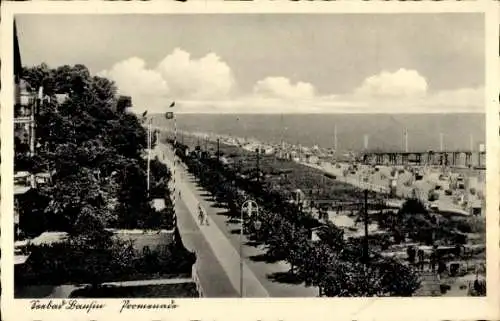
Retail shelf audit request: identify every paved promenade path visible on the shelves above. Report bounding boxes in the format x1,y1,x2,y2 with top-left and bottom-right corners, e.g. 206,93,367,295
156,143,317,297
173,189,239,297
157,145,269,297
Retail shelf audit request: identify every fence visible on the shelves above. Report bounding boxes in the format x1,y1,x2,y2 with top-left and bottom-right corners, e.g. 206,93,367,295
191,263,204,298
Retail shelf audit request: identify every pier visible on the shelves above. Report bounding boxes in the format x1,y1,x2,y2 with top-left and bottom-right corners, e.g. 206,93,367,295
360,150,486,168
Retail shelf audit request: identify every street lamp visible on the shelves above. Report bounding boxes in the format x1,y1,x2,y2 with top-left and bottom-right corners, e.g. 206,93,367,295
240,199,259,298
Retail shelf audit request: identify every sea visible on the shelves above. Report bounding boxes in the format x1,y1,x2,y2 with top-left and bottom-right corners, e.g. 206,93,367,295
151,113,485,153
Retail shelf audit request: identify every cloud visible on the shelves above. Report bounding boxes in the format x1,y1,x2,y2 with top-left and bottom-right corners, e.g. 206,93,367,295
253,77,316,100
421,87,484,112
99,57,169,97
99,54,483,114
354,68,428,98
156,48,235,100
98,48,235,112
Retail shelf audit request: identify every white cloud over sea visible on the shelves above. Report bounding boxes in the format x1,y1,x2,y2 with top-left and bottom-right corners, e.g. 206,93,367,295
99,49,484,114
98,48,236,107
354,68,428,98
253,77,316,100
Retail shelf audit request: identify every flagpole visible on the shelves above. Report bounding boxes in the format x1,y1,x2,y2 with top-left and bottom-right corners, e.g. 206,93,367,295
147,117,152,199
165,101,177,225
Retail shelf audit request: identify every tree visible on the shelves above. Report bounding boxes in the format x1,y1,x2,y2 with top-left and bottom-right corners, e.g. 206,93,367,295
376,258,421,296
20,64,158,234
149,157,171,198
67,231,135,289
40,166,117,233
320,258,421,297
400,198,428,216
286,231,311,275
265,220,305,262
322,261,383,297
299,243,336,295
316,221,345,251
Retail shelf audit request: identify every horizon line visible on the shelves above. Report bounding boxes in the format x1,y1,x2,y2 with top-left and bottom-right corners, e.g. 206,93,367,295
140,111,486,115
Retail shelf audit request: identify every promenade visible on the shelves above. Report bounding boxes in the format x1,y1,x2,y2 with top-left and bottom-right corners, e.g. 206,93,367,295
157,143,318,297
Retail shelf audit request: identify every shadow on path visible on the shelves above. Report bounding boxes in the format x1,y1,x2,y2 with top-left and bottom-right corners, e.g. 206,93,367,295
267,271,303,285
216,210,239,224
199,192,212,198
244,240,263,247
230,228,242,235
249,253,281,264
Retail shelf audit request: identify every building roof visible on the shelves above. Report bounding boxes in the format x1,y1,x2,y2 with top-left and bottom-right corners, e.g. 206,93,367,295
14,171,31,178
438,206,470,217
14,255,30,265
151,198,166,211
30,232,68,246
14,185,31,195
470,199,483,208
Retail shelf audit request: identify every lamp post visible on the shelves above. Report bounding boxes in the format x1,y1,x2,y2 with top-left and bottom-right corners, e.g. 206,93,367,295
240,199,259,298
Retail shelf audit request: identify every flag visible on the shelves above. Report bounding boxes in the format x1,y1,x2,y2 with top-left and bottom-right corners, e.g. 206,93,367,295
165,111,174,119
169,101,176,108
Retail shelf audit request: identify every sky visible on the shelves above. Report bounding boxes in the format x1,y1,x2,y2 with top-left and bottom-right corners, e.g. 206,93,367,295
16,13,485,114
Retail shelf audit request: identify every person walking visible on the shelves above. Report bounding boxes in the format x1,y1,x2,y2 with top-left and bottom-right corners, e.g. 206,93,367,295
198,203,204,225
204,208,210,226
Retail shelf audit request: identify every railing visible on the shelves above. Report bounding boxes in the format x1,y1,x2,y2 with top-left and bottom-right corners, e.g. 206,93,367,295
191,263,204,298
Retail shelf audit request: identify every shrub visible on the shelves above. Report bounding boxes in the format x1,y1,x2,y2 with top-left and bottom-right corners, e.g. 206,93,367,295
17,235,195,286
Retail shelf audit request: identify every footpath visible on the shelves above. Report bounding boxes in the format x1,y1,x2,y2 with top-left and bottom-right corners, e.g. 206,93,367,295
156,145,269,297
157,143,317,297
173,189,238,297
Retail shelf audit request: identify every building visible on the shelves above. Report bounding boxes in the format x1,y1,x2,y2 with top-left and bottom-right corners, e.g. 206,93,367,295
14,20,37,239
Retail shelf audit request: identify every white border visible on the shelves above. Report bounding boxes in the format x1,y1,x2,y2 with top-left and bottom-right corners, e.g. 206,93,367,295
1,1,499,321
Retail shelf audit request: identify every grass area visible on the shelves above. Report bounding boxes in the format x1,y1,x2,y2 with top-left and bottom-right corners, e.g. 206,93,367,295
173,135,369,204
69,283,199,298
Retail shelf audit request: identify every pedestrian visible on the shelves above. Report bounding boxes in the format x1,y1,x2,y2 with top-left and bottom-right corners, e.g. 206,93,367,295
204,210,210,226
198,204,204,225
178,190,181,199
